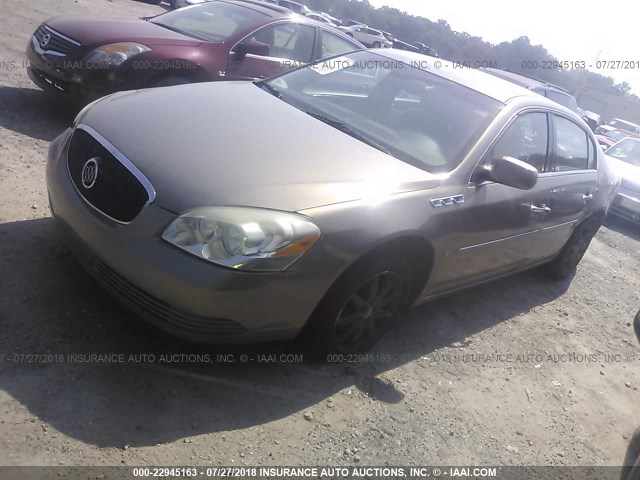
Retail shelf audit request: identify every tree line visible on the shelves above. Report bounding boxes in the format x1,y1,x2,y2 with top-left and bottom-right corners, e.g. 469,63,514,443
306,0,637,100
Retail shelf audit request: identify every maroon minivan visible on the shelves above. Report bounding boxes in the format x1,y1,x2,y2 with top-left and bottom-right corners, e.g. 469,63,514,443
26,0,363,103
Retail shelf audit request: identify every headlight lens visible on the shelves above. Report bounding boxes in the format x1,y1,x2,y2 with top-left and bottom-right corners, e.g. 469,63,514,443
162,207,321,271
82,42,151,67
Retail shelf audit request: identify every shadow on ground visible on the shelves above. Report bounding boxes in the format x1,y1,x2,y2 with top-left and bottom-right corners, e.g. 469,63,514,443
0,217,572,448
605,214,640,242
0,86,77,142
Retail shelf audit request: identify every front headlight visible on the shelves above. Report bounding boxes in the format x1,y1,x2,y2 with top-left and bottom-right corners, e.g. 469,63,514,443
162,207,321,272
82,42,151,67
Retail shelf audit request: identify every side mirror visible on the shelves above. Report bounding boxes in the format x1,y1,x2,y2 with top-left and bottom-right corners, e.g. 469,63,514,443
478,156,538,190
233,40,270,60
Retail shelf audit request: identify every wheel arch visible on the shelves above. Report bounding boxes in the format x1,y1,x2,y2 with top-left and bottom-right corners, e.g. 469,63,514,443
299,232,435,350
320,232,435,309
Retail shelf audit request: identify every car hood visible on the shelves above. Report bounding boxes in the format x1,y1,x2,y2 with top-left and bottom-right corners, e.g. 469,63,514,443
78,82,439,213
46,16,202,48
604,155,640,192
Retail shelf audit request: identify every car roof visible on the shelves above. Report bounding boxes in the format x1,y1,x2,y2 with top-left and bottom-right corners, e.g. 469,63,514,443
484,68,572,95
375,50,542,104
221,0,362,43
612,137,640,145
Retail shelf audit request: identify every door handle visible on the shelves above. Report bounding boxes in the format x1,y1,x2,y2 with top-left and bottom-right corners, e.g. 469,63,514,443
530,204,551,214
583,193,594,202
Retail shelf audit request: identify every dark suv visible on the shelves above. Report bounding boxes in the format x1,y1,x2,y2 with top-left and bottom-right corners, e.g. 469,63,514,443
485,68,578,113
26,0,362,103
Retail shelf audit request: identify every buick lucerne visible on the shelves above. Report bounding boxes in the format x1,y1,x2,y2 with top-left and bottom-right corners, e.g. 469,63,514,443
47,50,617,354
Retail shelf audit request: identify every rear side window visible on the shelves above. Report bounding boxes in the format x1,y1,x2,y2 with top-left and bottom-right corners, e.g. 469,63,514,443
552,116,589,171
320,31,358,58
488,112,549,173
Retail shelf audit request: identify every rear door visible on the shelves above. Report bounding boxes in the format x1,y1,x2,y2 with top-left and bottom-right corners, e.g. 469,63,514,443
542,114,600,254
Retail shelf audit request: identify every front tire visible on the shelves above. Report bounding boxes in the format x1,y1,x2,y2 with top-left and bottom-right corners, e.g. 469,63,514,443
372,42,381,48
545,216,602,280
304,255,412,355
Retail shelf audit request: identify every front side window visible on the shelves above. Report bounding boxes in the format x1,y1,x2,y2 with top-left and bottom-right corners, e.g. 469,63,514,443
261,51,501,173
247,23,316,62
487,112,549,173
552,116,590,171
150,2,268,42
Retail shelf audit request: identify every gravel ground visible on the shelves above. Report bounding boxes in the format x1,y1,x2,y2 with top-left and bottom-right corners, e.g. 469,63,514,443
0,0,639,470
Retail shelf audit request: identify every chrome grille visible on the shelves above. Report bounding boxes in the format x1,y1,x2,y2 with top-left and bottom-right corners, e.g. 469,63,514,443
33,25,80,56
67,126,154,224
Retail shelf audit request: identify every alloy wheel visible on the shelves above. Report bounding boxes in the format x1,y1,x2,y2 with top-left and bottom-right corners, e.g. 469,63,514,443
333,271,404,353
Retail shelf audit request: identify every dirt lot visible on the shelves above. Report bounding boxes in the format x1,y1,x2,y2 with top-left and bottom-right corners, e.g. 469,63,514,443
0,0,639,470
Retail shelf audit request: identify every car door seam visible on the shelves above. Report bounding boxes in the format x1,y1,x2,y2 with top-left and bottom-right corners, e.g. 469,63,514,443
459,229,540,252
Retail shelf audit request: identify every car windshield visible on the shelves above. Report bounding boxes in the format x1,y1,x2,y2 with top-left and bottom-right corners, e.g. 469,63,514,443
609,119,639,132
605,130,629,141
606,138,640,167
150,2,268,42
261,51,501,173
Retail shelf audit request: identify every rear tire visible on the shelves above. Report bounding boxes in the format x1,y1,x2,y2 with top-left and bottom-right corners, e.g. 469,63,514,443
303,255,412,356
545,216,602,280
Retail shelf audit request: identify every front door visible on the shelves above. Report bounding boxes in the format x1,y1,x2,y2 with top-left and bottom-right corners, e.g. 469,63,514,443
429,111,554,291
226,23,316,81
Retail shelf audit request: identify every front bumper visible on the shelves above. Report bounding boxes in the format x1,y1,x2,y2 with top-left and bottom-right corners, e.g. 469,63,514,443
610,189,640,223
46,129,335,344
26,35,133,103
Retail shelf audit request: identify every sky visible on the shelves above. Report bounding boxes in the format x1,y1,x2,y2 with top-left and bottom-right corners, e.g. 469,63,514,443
367,0,640,95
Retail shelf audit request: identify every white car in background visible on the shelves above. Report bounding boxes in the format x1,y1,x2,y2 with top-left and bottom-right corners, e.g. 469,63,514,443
338,25,392,48
605,137,640,223
306,12,338,26
275,0,311,15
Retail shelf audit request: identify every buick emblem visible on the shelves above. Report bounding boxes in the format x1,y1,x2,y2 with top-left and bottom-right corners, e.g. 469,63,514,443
81,158,99,189
40,33,51,48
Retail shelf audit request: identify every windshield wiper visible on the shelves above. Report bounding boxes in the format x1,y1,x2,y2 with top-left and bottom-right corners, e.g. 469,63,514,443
258,82,284,100
150,22,208,41
306,111,391,156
